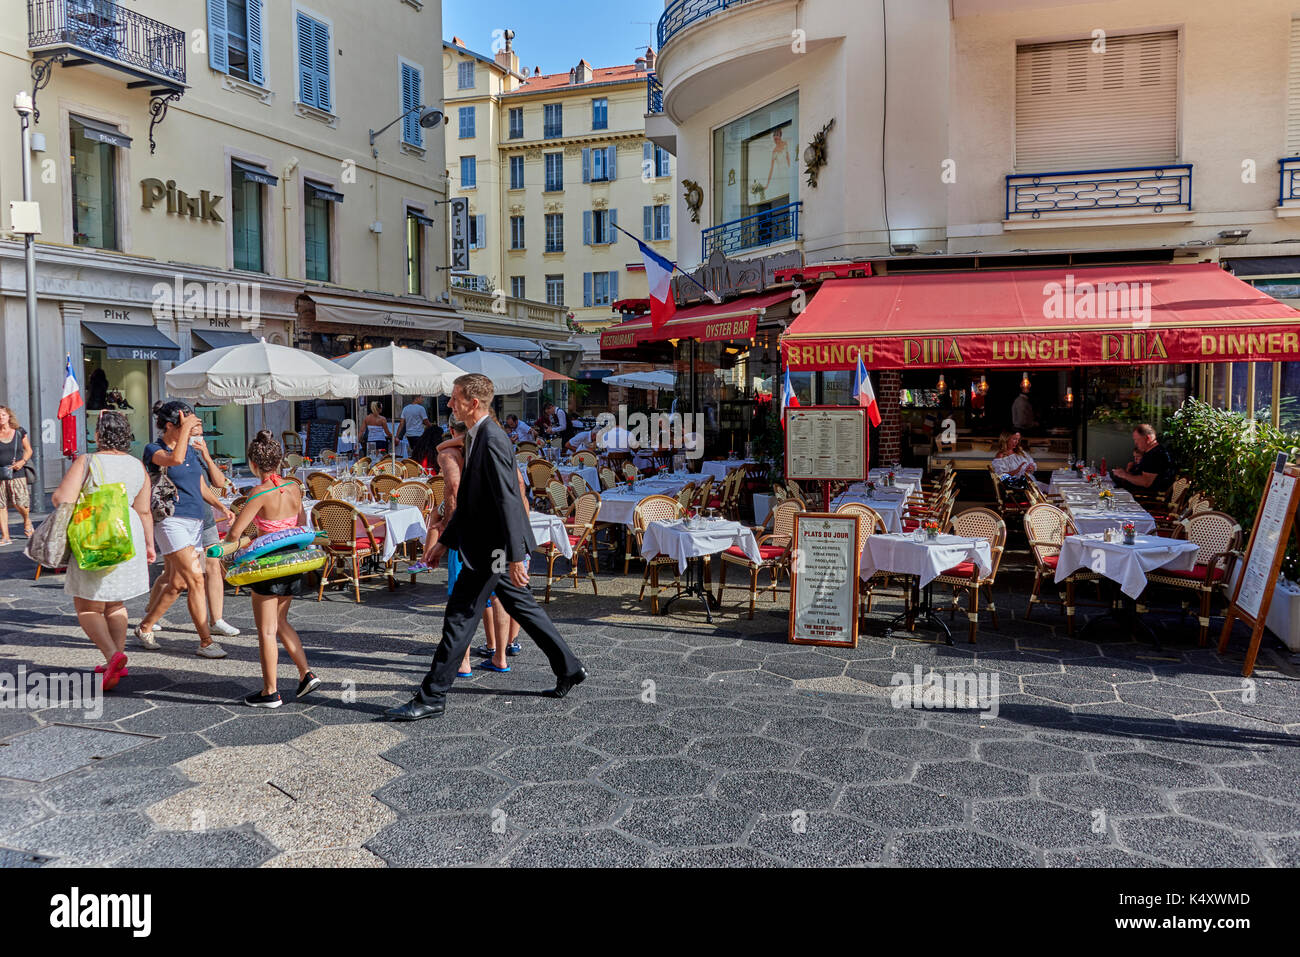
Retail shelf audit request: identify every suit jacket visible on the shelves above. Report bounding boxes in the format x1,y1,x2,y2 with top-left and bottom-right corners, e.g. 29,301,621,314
440,418,532,568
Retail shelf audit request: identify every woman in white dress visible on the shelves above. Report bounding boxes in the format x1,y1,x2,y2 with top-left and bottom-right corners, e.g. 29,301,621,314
52,411,154,691
991,431,1049,493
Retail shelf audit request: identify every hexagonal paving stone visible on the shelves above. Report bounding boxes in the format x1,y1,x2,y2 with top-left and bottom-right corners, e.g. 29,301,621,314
866,727,972,761
890,828,1037,867
684,735,801,771
1036,773,1169,817
43,767,189,813
114,828,277,867
647,845,783,867
760,716,865,748
662,707,758,735
203,714,320,747
497,782,623,830
382,735,508,771
912,761,1029,800
0,795,48,836
615,797,750,848
837,783,966,831
10,810,154,865
502,828,651,867
270,756,401,800
761,652,847,681
582,724,691,757
1094,752,1216,790
375,768,512,815
1116,684,1219,716
1115,816,1266,866
256,792,397,853
1172,789,1300,833
176,743,309,784
714,770,837,813
569,698,668,727
262,847,387,867
367,813,515,867
118,705,234,735
745,811,887,866
797,746,912,785
977,741,1089,775
1265,836,1300,867
598,757,716,798
972,798,1110,849
91,733,213,770
288,723,407,762
1045,847,1163,868
487,714,591,747
146,782,293,830
1215,763,1300,801
490,744,607,783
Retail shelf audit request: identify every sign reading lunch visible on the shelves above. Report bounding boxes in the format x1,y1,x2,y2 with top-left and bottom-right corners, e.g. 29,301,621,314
781,326,1300,370
788,514,859,648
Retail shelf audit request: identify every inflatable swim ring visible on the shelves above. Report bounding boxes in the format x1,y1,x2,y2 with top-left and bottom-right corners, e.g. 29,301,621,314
227,547,326,586
231,528,319,565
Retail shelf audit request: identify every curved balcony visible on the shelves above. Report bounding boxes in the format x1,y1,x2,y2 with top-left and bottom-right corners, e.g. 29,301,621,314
658,0,762,49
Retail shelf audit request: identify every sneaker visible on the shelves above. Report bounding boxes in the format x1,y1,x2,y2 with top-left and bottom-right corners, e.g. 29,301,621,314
295,672,321,699
196,642,227,659
133,626,160,650
210,619,241,637
507,642,522,656
244,690,282,709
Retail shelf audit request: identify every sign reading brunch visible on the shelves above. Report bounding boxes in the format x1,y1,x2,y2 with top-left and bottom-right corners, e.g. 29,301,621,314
788,513,859,648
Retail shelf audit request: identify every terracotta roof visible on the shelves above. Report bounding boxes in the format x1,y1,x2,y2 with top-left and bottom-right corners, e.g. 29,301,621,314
511,63,650,93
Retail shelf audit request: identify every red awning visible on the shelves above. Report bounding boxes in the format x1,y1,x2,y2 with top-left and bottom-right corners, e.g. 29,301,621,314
600,290,792,353
525,360,573,382
781,263,1300,370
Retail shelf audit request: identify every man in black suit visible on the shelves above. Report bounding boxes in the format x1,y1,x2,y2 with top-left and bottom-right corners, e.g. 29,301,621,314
386,373,586,721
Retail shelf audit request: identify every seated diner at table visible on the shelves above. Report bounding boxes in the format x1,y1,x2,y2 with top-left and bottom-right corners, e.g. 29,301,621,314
990,431,1048,492
1109,423,1176,498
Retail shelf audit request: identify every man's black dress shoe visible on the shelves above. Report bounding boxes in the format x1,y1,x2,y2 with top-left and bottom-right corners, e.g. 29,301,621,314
385,695,445,721
545,667,587,699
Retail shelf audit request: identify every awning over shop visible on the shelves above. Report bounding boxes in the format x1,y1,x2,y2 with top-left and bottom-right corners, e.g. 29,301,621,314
781,263,1300,370
525,361,573,382
461,332,548,358
71,115,131,149
304,291,463,335
192,328,259,351
599,290,792,353
83,322,180,361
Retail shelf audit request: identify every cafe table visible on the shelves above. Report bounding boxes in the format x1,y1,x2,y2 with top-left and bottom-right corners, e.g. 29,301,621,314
640,517,761,622
1054,532,1200,644
701,458,756,481
859,532,993,644
303,499,427,563
529,512,572,559
829,488,908,532
1061,495,1157,536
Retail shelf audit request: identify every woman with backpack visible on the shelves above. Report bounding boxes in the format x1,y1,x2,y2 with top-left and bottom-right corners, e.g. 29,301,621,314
50,411,154,691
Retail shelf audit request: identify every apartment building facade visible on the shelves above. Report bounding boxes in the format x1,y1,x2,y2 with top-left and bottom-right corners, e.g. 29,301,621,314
444,34,677,331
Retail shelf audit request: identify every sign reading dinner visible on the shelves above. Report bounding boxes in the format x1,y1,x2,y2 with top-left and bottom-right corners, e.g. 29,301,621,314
789,515,858,647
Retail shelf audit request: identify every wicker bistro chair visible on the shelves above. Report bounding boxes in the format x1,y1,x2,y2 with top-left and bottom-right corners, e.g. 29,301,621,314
305,471,335,501
598,467,618,491
282,431,303,454
541,491,601,603
675,483,697,512
718,499,802,619
1146,510,1244,646
933,507,1007,643
527,460,559,508
516,451,539,466
572,450,598,468
632,495,686,614
621,461,641,485
1023,503,1101,634
313,501,389,603
545,480,573,518
693,477,716,508
399,459,424,478
370,474,402,502
517,440,540,454
834,503,909,618
283,453,305,471
717,469,744,519
568,473,591,497
368,458,400,476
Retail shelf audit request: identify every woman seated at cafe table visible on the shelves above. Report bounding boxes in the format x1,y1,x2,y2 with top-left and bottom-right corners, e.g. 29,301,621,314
991,431,1048,492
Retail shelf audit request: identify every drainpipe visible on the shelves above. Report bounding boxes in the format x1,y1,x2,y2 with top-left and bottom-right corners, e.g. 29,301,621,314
282,158,299,281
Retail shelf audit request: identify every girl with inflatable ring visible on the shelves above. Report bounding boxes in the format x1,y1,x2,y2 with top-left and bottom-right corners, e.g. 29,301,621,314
223,431,321,708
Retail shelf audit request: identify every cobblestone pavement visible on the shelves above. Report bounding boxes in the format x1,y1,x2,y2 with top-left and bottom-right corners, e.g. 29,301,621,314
0,536,1297,868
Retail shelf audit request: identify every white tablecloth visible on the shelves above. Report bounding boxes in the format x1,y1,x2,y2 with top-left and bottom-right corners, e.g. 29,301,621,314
860,532,993,587
830,491,907,533
1049,470,1116,496
304,501,427,562
641,518,761,573
1063,503,1156,536
529,512,572,558
701,459,756,481
597,480,694,527
1055,533,1199,599
560,466,601,491
858,477,919,499
870,467,923,485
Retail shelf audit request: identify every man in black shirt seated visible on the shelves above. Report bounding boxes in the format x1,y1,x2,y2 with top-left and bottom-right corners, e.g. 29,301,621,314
1109,423,1175,497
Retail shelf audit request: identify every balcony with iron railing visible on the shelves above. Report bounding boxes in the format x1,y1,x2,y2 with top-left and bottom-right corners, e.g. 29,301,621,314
28,0,186,88
658,0,762,49
646,74,663,115
1279,158,1300,209
702,201,801,260
1004,165,1193,224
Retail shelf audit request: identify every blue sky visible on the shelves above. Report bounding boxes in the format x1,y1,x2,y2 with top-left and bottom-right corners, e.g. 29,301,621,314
442,0,665,73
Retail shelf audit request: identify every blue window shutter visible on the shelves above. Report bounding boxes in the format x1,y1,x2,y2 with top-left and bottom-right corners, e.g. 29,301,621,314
643,206,652,241
610,208,618,243
246,0,264,85
477,215,486,248
583,211,592,245
643,141,652,175
313,19,331,110
662,204,670,240
582,148,590,184
207,0,229,73
401,65,417,144
412,69,423,146
610,271,619,302
295,12,315,106
583,272,593,307
608,147,617,181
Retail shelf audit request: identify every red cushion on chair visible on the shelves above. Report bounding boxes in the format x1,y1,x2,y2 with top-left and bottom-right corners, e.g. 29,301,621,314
940,561,977,577
725,544,785,561
902,519,920,530
1162,563,1225,582
707,497,723,508
1041,555,1059,569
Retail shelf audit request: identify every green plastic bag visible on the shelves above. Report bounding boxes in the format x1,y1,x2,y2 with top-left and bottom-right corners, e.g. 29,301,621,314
67,455,136,571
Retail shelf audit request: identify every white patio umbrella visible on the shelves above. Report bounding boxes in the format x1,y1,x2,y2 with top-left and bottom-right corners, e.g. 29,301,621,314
164,338,360,427
333,344,461,396
604,369,676,390
446,349,543,395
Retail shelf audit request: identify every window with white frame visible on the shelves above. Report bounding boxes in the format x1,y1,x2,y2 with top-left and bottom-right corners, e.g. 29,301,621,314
545,213,564,252
544,103,562,138
510,276,526,299
584,209,617,245
468,213,486,249
545,274,564,306
510,215,525,249
508,107,524,139
544,152,564,191
592,97,607,130
584,271,618,307
509,155,524,189
208,0,265,84
584,146,616,183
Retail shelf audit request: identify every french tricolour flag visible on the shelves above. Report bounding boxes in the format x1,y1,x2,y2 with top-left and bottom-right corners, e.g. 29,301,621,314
58,355,83,459
780,370,799,429
636,238,677,331
852,356,882,427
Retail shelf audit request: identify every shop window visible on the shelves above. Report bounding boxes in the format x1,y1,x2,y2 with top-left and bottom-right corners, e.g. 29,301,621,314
83,347,149,458
821,370,852,406
1229,362,1250,413
406,210,425,296
712,92,798,227
231,165,264,272
70,117,119,250
1254,362,1275,424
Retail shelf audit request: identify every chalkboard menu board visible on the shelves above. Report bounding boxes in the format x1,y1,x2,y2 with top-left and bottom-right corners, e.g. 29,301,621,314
304,420,339,460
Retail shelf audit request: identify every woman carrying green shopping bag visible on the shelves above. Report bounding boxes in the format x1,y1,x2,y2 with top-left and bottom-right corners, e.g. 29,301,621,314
52,411,155,691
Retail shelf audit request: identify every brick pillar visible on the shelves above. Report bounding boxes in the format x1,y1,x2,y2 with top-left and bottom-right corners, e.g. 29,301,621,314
875,369,903,467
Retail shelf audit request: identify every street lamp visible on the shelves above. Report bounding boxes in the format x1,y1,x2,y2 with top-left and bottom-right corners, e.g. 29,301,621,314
14,91,46,511
368,104,443,158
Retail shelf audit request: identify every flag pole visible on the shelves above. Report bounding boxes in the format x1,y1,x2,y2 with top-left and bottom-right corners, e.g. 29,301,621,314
610,222,721,303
